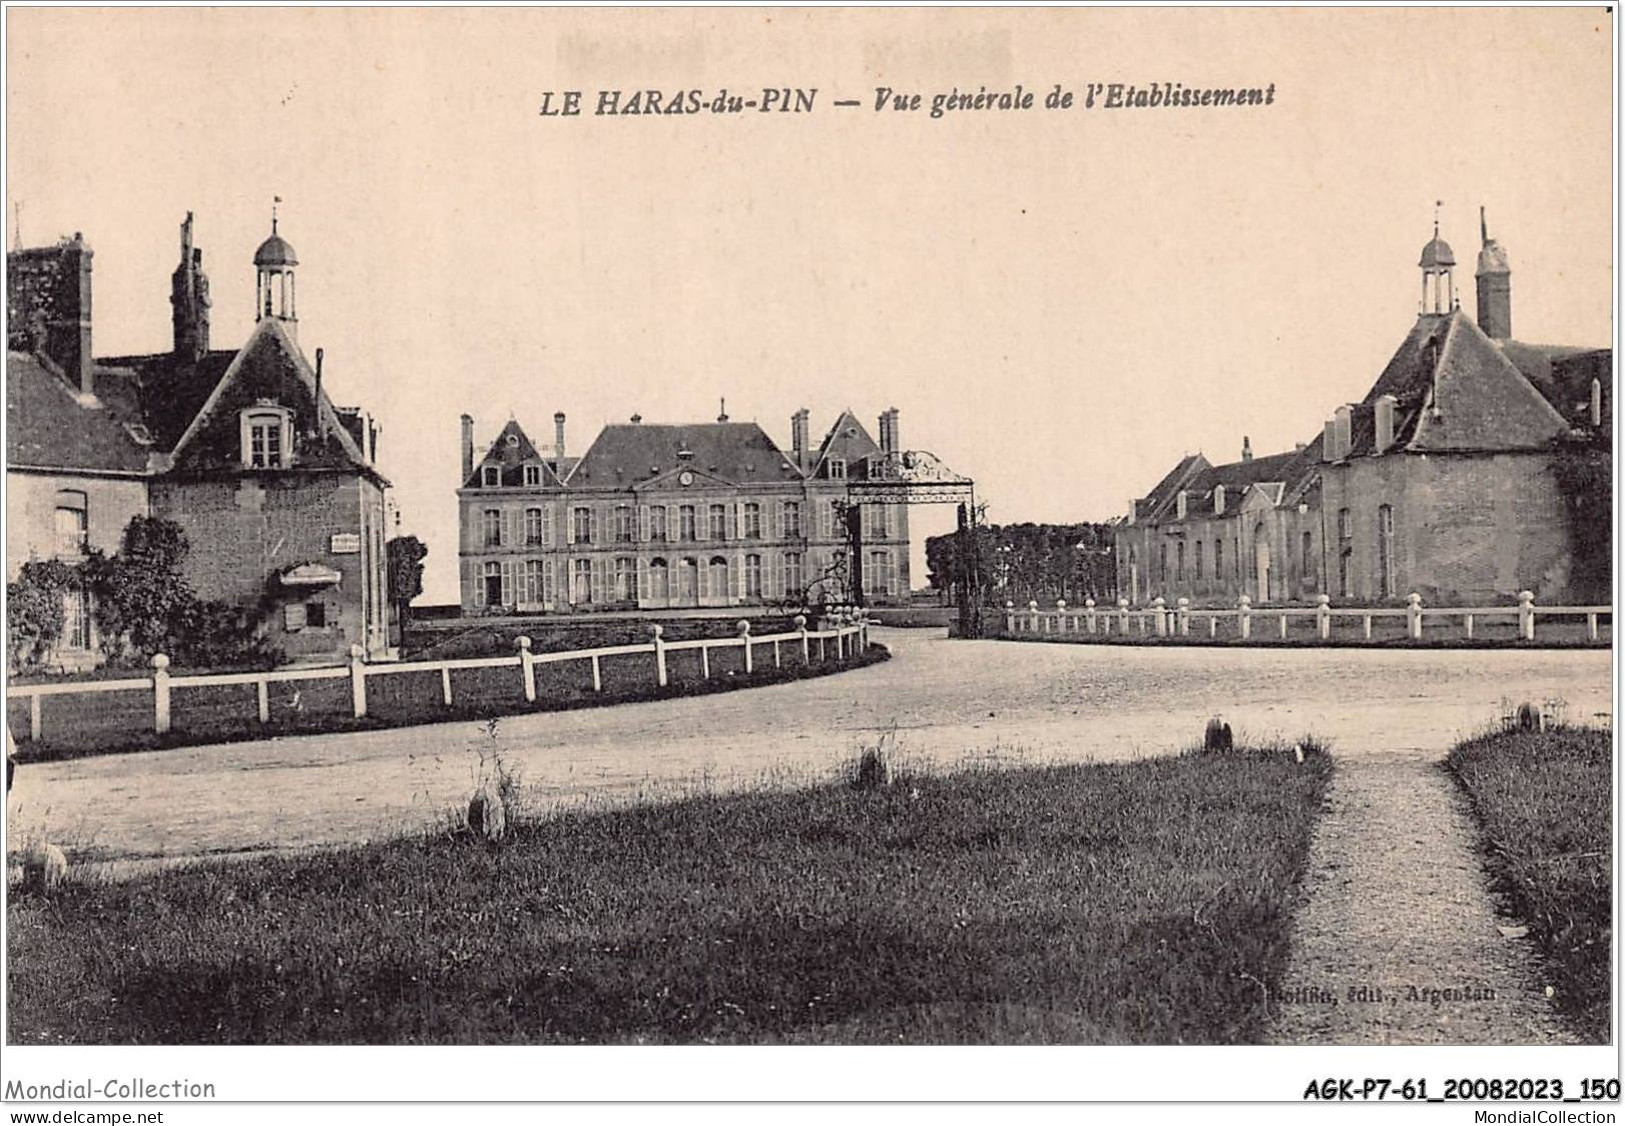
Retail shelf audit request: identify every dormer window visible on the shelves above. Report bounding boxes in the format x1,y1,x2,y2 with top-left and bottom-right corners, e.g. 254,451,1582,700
523,464,542,487
482,464,501,488
240,406,292,469
828,458,847,480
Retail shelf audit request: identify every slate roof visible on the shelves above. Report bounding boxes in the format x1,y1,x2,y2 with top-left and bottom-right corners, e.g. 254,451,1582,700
1142,444,1319,524
566,421,803,489
1345,310,1575,456
6,352,151,473
10,318,383,482
462,419,565,489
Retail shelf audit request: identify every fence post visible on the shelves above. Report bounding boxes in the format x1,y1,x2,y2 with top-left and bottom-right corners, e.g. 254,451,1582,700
1117,597,1130,635
152,653,171,734
257,676,270,723
701,641,711,679
1028,601,1039,634
1463,612,1474,641
1316,594,1331,641
1085,597,1096,634
1518,591,1536,641
441,666,453,706
1362,612,1372,641
1152,597,1167,637
1176,597,1190,636
1057,599,1067,633
1407,593,1423,641
592,654,603,692
739,619,753,673
29,692,42,741
1279,612,1289,640
516,635,536,702
652,623,669,687
1005,601,1016,634
1588,612,1599,642
774,639,782,668
349,645,368,718
1238,595,1252,640
796,614,809,664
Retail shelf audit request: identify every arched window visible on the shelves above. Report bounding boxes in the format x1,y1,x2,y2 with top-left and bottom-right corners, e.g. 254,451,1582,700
240,405,291,469
709,556,730,600
648,557,670,601
744,554,763,597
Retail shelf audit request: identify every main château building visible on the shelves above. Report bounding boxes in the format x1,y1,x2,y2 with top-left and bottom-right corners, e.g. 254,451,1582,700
456,407,912,613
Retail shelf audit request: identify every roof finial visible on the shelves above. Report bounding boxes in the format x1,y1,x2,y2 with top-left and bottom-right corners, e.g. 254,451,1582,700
272,195,282,235
717,397,729,423
1480,205,1488,246
1433,199,1442,239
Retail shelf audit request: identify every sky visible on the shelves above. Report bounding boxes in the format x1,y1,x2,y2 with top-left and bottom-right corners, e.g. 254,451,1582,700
6,7,1613,604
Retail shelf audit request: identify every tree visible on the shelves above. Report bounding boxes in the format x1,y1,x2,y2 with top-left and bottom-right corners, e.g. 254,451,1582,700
386,535,429,630
7,560,76,671
80,515,195,659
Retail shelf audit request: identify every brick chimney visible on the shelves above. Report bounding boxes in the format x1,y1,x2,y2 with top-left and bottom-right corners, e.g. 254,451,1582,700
554,411,567,461
1374,394,1397,453
791,407,810,470
7,233,94,396
460,414,474,481
1241,435,1253,463
170,212,211,362
1475,206,1512,341
878,407,900,454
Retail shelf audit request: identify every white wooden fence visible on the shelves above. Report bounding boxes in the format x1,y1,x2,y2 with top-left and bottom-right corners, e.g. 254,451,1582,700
8,614,870,744
1001,592,1611,645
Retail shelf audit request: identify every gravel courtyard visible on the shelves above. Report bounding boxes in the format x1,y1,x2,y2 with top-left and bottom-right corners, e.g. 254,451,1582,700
7,629,1608,865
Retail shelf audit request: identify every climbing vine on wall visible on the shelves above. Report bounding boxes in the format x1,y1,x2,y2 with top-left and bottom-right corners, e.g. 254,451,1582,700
1551,442,1612,604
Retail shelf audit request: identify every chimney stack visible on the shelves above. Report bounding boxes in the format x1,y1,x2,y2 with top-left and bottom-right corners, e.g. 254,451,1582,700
7,232,94,395
791,407,810,470
1241,435,1253,463
1475,206,1512,340
1374,394,1397,453
460,414,474,481
878,407,900,454
554,411,567,461
170,212,210,361
1334,405,1353,458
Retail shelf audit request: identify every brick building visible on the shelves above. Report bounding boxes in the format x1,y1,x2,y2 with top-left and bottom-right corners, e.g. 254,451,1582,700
6,213,392,666
455,406,911,613
1118,210,1611,607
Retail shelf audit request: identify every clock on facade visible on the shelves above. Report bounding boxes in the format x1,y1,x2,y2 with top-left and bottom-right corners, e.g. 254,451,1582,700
679,471,694,486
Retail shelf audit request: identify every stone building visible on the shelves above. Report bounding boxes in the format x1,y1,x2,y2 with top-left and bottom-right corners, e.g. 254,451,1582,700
6,213,393,666
1118,210,1610,607
455,406,911,613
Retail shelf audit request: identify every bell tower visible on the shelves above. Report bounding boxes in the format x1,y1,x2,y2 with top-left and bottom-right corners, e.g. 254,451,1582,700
1418,201,1457,315
253,199,298,326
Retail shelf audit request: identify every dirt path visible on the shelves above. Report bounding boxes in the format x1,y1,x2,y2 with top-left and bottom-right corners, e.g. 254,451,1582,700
1268,752,1575,1045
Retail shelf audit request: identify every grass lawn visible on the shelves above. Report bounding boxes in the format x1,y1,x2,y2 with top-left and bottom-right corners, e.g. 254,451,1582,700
1447,725,1612,1043
8,743,1332,1045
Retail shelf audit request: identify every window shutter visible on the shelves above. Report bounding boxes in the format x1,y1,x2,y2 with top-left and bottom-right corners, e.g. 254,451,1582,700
887,549,899,596
732,553,744,601
640,505,650,542
696,559,708,600
459,559,472,607
636,558,648,604
473,564,487,607
542,505,555,548
725,504,737,541
594,556,610,604
284,602,307,630
500,560,515,607
565,508,576,545
543,559,555,606
596,504,608,545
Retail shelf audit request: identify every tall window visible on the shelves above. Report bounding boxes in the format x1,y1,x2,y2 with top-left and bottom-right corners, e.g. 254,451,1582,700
708,556,730,600
1194,540,1204,581
54,491,88,556
1176,541,1185,582
1160,542,1169,581
680,505,697,541
482,509,502,548
572,506,592,544
743,502,762,540
523,559,546,604
1213,538,1223,581
783,552,803,597
783,501,802,538
61,587,90,650
483,561,503,606
744,554,763,597
572,557,593,603
708,503,727,540
524,507,544,546
648,558,670,600
242,408,289,469
1377,504,1395,599
615,505,634,543
1337,508,1353,598
649,505,668,541
1302,531,1315,590
866,505,889,540
615,557,636,601
679,557,699,603
866,549,891,595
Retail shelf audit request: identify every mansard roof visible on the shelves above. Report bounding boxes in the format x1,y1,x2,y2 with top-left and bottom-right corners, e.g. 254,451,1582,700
1142,444,1319,524
567,421,802,489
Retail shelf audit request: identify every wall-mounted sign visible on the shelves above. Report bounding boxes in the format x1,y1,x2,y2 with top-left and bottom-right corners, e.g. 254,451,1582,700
330,533,361,554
